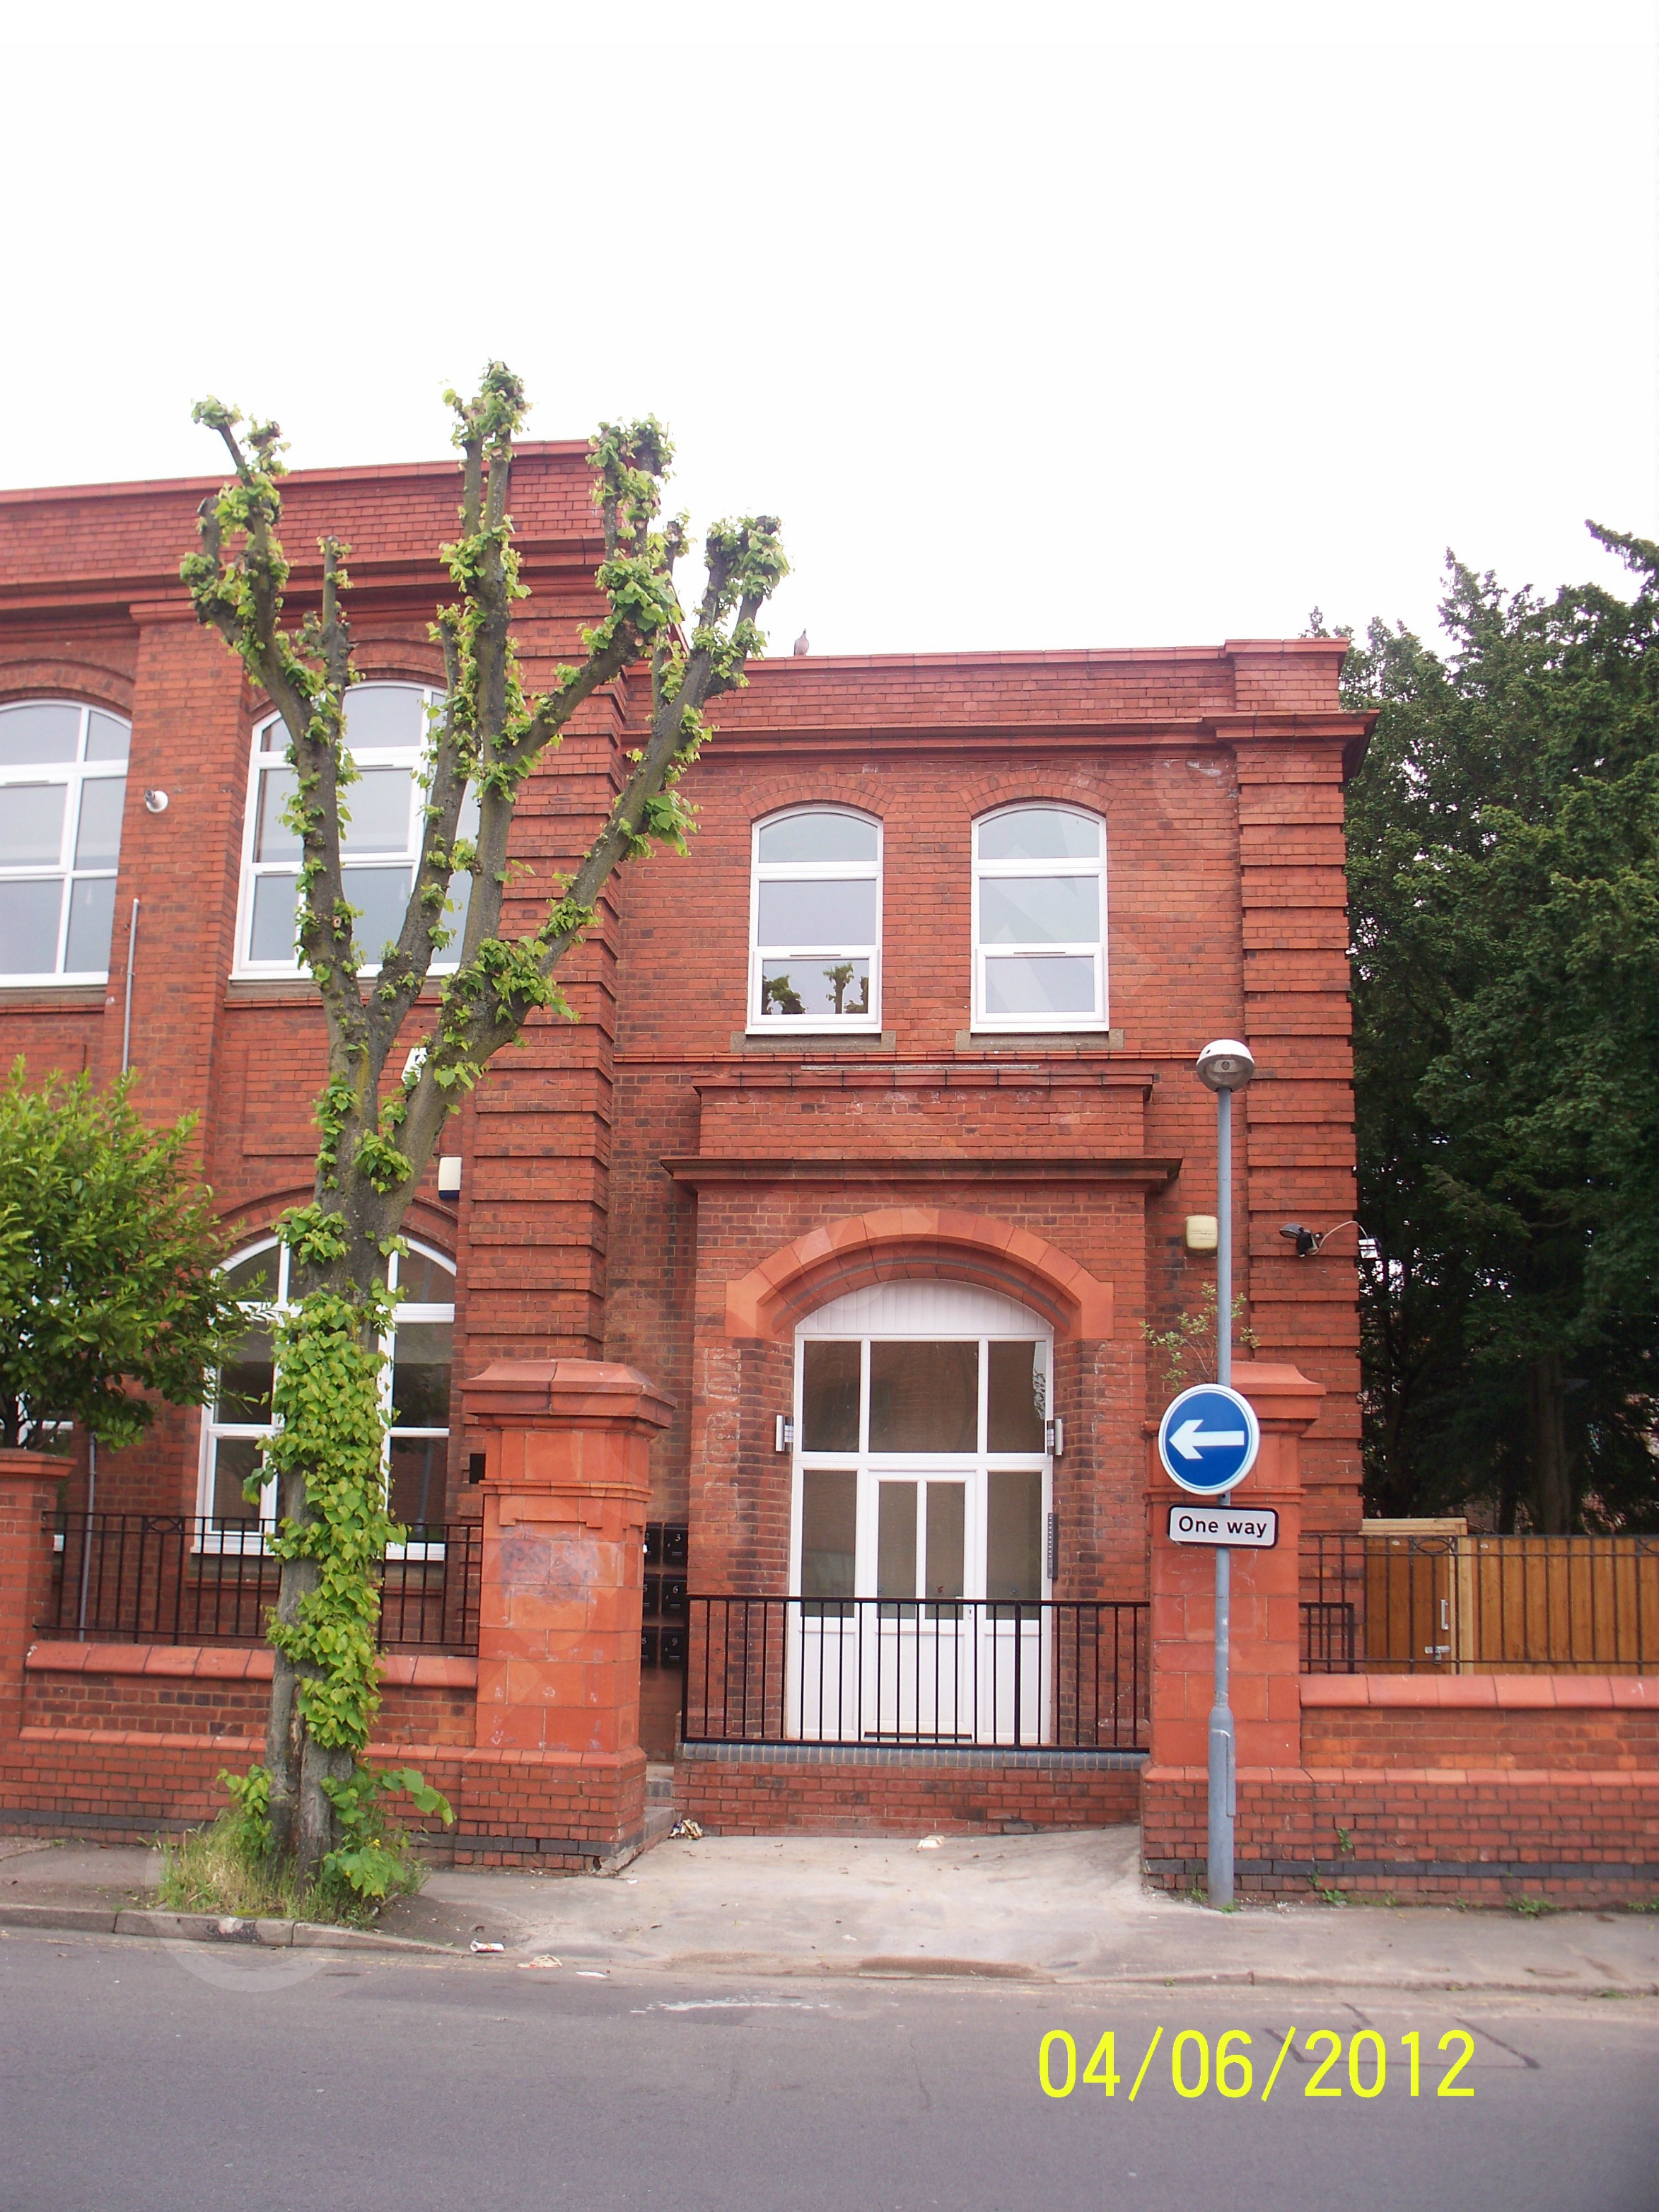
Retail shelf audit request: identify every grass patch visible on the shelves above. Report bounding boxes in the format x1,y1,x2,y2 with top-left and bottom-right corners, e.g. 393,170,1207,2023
1510,1894,1558,1919
157,1786,432,1930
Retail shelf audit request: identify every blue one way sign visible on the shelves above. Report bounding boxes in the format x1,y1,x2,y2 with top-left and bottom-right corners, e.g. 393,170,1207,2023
1156,1382,1259,1494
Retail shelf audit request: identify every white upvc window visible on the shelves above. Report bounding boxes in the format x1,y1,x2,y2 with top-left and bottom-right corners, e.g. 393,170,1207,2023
971,804,1107,1031
235,682,477,977
0,699,131,985
198,1238,455,1549
748,806,882,1032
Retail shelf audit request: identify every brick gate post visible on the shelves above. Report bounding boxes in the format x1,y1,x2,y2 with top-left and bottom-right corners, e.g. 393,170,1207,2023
1142,1363,1325,1891
459,1361,673,1864
0,1453,63,1747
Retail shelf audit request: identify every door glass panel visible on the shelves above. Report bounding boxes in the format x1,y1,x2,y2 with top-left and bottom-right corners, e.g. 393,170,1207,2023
64,877,117,972
869,1341,978,1453
924,1482,965,1604
983,953,1095,1018
800,1469,856,1606
979,874,1099,944
216,1321,275,1422
801,1340,861,1450
876,1482,917,1600
391,1321,452,1426
986,1470,1042,1602
987,1341,1046,1452
210,1436,265,1526
978,810,1099,861
0,879,62,971
388,1436,446,1530
1,784,66,866
757,813,878,864
759,957,869,1018
755,876,876,945
74,776,125,866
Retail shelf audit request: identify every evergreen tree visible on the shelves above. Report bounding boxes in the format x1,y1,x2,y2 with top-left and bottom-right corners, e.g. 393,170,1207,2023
1335,528,1658,1530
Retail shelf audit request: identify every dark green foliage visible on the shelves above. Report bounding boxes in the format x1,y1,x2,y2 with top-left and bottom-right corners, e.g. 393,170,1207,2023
1338,528,1658,1530
0,1060,240,1450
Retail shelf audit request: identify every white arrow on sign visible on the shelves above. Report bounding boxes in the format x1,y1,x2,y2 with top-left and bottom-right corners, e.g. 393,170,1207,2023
1170,1419,1247,1461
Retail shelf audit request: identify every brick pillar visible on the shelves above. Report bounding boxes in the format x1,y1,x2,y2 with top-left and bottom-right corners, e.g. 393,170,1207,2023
0,1453,62,1745
460,1359,673,1863
1141,1363,1324,1889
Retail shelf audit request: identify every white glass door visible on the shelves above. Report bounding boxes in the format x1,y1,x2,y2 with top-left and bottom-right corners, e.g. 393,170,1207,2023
787,1281,1053,1745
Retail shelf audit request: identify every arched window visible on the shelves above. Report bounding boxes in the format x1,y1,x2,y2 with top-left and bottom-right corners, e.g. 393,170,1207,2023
235,682,477,976
0,699,130,984
971,804,1106,1031
199,1238,455,1542
748,807,882,1031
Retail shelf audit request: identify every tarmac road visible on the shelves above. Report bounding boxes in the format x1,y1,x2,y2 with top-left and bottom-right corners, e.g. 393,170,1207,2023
1,1929,1654,2212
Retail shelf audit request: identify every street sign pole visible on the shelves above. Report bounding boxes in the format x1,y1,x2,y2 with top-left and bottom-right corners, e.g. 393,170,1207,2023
1210,1081,1236,1907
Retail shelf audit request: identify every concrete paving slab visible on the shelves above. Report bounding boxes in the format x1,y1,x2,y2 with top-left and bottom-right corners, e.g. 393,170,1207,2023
5,1829,1656,1996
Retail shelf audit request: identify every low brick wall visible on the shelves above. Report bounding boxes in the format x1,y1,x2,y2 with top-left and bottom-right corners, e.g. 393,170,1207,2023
676,1742,1143,1836
21,1643,477,1746
0,1643,646,1870
1142,1675,1659,1904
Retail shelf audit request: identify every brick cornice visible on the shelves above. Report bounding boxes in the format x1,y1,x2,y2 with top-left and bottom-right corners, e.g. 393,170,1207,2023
662,1153,1178,1189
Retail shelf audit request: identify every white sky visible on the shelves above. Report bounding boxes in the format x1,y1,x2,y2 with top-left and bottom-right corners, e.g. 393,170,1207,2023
2,0,1653,658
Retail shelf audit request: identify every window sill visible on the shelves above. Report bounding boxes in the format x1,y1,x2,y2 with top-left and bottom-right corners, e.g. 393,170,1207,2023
957,1028,1123,1052
224,977,449,1006
0,982,107,1007
733,1030,897,1054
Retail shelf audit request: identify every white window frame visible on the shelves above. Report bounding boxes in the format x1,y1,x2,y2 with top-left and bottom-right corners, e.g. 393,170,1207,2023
970,803,1107,1033
747,805,883,1035
0,699,130,986
233,682,471,979
195,1237,455,1555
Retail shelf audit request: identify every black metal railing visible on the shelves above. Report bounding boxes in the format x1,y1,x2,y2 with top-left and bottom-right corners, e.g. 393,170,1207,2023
682,1595,1149,1751
1301,1532,1659,1675
41,1514,482,1655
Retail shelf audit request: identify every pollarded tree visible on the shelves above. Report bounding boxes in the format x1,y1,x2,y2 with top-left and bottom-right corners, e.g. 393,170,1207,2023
182,365,786,1880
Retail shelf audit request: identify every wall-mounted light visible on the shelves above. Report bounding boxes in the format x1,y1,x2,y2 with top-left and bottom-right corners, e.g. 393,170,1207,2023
1044,1417,1065,1456
774,1415,794,1453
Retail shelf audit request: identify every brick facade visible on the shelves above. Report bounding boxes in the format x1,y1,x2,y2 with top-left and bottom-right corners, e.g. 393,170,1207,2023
0,445,1370,1566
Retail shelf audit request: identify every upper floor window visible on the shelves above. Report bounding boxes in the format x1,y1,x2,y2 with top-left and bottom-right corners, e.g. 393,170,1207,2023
200,1238,455,1542
749,808,882,1032
0,700,130,984
972,805,1106,1031
236,682,476,977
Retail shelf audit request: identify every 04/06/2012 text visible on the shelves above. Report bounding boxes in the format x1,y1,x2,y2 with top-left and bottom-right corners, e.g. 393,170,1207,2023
1037,2027,1474,2102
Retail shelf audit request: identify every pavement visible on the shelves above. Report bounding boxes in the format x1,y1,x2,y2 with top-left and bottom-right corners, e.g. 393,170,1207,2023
3,1825,1655,1995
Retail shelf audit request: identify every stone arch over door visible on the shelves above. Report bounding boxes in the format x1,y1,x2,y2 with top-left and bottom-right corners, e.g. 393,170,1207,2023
723,1208,1113,1343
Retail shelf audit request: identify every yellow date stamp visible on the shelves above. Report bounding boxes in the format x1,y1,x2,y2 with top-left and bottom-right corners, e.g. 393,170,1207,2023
1037,2026,1476,2102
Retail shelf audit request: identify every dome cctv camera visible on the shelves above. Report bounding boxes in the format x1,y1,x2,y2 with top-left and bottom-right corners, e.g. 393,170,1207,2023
143,789,169,815
1196,1038,1255,1093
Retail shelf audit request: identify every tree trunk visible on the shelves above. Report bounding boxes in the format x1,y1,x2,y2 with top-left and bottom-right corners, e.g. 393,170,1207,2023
263,1463,339,1874
1528,1351,1573,1534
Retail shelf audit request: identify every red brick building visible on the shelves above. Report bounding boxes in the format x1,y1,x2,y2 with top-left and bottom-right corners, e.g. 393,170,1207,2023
0,441,1370,1771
